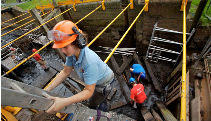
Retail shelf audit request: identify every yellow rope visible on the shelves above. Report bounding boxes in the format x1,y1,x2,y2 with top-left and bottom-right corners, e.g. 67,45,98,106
1,15,32,30
2,12,29,24
1,7,72,49
104,3,147,63
87,3,131,47
75,5,102,24
1,10,52,37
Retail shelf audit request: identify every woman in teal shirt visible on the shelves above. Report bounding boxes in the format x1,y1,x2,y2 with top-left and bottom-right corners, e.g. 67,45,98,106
46,20,120,113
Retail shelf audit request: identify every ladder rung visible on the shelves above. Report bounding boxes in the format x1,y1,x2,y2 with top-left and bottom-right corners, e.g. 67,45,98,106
147,53,176,62
152,37,183,45
149,45,180,54
155,27,190,35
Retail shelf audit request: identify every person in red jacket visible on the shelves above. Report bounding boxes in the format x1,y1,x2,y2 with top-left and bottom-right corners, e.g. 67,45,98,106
129,77,147,108
32,49,49,71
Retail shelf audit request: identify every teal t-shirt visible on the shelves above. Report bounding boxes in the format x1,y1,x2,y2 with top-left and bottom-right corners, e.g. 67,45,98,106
65,47,113,85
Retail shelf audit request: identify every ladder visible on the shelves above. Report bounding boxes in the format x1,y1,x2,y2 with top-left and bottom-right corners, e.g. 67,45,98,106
146,23,195,63
1,76,135,121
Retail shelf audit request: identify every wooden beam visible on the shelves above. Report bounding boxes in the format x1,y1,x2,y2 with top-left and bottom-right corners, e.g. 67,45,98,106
117,55,133,74
156,102,177,121
151,108,163,121
62,80,80,94
141,107,155,121
110,56,131,102
186,71,190,121
144,60,162,92
191,96,201,121
30,9,49,33
43,8,60,22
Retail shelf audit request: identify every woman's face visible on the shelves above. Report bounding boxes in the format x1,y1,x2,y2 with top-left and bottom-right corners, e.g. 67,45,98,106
60,44,75,56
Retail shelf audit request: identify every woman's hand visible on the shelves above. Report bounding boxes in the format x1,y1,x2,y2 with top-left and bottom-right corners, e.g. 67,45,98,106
46,96,70,114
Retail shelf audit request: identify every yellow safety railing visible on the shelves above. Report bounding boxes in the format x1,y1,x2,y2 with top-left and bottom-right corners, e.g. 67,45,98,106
180,0,188,11
87,3,131,47
1,7,72,49
75,5,102,24
2,12,29,24
1,10,52,37
180,0,187,121
1,15,32,30
36,3,54,10
58,0,102,6
104,3,147,63
102,0,105,10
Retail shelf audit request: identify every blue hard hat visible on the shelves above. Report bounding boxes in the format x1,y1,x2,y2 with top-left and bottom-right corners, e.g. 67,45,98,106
129,77,136,83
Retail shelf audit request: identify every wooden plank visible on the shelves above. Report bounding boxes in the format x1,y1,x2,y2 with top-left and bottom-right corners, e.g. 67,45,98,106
186,71,189,121
167,77,181,91
144,60,162,92
165,90,181,105
117,55,133,74
125,69,131,82
141,107,155,121
31,67,57,88
191,96,201,121
30,8,49,33
156,102,177,121
165,61,182,84
2,56,17,70
43,8,60,22
151,108,163,121
110,56,131,102
166,84,180,99
133,52,143,65
63,80,81,94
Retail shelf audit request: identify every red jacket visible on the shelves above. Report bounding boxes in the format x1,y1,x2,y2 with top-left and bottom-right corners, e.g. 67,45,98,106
130,84,147,104
33,53,42,61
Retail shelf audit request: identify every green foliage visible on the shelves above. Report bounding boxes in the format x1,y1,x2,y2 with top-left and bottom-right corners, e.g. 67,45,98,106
189,0,211,26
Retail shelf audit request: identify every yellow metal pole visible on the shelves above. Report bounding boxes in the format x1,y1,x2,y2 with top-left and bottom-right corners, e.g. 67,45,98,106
87,3,131,47
75,5,102,24
104,3,147,63
102,0,105,10
130,0,134,9
2,12,29,24
1,7,72,49
180,0,188,11
144,0,149,11
180,1,187,121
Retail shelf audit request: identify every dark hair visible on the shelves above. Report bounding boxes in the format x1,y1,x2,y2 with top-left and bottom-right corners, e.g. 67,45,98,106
71,32,88,48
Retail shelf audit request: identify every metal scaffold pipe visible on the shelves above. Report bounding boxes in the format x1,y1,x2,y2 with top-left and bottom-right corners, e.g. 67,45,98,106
104,3,147,63
2,12,29,24
1,10,52,37
87,3,131,47
1,7,72,49
180,0,187,121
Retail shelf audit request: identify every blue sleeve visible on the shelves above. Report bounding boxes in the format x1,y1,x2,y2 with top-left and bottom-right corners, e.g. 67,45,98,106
83,63,99,85
65,56,73,67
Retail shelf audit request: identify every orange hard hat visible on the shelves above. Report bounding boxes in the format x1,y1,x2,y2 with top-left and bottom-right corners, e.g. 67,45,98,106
51,20,80,48
32,48,37,52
